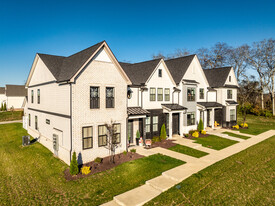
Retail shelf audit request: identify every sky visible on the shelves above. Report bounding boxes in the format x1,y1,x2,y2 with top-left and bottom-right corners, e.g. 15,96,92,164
0,0,274,87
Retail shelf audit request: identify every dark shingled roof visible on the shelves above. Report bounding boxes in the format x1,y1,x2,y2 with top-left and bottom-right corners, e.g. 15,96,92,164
120,59,161,85
203,67,232,88
0,87,5,94
127,107,150,116
197,102,223,108
165,55,196,84
38,41,104,82
182,79,199,84
226,100,238,105
162,104,187,111
6,85,27,97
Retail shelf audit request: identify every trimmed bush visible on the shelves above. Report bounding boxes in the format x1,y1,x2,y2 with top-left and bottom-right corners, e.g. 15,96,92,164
136,130,140,139
184,133,189,137
232,125,239,130
240,123,248,128
70,151,79,175
3,102,6,111
130,149,136,153
160,124,167,140
197,119,204,133
123,151,127,155
152,136,160,143
94,157,103,163
201,130,206,135
189,130,196,135
81,166,91,175
0,103,3,111
192,131,199,138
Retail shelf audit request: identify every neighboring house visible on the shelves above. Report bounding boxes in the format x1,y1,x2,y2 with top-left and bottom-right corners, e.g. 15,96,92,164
23,41,238,165
0,85,26,110
0,87,6,107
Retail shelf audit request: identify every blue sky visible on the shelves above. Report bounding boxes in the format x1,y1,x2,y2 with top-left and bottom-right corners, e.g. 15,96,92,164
0,0,274,87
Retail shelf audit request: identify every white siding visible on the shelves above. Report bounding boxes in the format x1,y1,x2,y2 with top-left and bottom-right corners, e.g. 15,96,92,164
207,91,217,102
6,96,25,109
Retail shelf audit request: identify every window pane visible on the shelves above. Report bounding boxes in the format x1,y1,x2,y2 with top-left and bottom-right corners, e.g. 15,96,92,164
153,124,158,132
146,125,150,132
146,117,151,124
99,126,106,135
153,116,158,123
106,87,114,97
83,138,92,149
157,88,163,101
83,127,92,138
114,124,121,133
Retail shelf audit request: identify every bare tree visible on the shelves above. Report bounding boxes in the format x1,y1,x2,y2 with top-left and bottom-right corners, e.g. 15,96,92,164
171,48,190,58
152,52,166,60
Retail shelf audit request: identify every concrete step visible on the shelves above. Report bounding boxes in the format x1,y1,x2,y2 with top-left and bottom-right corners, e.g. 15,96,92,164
101,200,121,206
146,175,178,192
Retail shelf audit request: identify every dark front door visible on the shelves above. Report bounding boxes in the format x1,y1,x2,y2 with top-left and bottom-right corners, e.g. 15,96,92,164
138,118,143,138
172,113,179,135
215,109,223,125
128,120,133,143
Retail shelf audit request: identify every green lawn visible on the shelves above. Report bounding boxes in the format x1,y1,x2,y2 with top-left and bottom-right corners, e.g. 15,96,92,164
193,135,238,150
222,132,250,140
169,144,208,158
0,111,23,122
237,114,275,135
0,123,184,205
146,136,275,206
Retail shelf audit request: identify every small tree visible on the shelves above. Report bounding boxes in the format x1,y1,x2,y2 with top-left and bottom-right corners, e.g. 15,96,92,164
160,124,167,140
136,130,140,139
197,119,204,133
70,151,79,175
3,102,6,111
0,103,3,111
105,121,121,163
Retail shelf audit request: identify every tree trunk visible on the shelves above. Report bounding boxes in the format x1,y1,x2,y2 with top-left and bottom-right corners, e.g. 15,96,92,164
261,91,264,110
272,74,275,116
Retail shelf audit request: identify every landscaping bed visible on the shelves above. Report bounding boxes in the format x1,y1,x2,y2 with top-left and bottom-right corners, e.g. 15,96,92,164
64,152,144,180
182,133,209,140
151,139,177,149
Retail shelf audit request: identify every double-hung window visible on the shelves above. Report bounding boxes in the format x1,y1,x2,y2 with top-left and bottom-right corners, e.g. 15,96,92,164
158,69,162,77
106,87,115,108
187,88,195,101
199,88,204,99
157,88,163,101
227,90,232,99
37,89,40,104
153,116,158,132
187,113,195,126
83,126,93,149
31,90,34,103
113,124,121,143
230,109,235,121
35,116,38,130
90,87,100,109
146,117,151,132
165,88,170,101
150,88,156,101
98,125,107,147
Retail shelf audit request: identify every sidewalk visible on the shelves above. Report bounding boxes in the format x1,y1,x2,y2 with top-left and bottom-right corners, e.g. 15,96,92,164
0,120,22,124
102,129,275,206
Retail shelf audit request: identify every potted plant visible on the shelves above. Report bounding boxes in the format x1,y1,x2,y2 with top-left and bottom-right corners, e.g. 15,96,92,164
136,130,140,145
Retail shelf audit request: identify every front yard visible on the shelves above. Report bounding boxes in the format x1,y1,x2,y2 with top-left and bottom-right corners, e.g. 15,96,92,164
193,135,238,150
0,123,184,205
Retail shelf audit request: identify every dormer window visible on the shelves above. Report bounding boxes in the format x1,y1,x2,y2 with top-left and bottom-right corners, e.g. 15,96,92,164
229,76,231,82
158,69,162,77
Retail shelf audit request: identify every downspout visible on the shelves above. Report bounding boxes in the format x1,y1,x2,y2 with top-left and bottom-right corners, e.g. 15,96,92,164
70,83,72,162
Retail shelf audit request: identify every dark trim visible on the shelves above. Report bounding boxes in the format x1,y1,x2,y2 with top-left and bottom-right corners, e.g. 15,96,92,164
28,81,56,88
70,83,72,162
82,126,93,150
28,107,71,119
98,125,107,147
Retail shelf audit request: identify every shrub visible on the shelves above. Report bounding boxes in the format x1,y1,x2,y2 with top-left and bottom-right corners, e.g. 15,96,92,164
94,157,103,163
130,148,136,153
136,130,140,139
0,103,3,111
3,102,6,111
152,136,160,143
232,125,239,130
123,151,127,155
240,123,248,128
189,130,196,135
160,124,167,140
197,119,203,133
214,121,219,127
184,133,189,137
81,166,91,175
70,151,79,175
201,130,206,135
192,131,199,138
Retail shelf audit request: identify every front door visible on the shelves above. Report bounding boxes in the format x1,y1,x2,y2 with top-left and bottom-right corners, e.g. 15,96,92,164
207,110,211,127
172,113,179,135
138,118,143,138
214,109,223,125
128,120,133,143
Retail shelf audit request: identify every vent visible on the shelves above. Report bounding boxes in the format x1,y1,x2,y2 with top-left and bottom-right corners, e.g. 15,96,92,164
22,136,30,146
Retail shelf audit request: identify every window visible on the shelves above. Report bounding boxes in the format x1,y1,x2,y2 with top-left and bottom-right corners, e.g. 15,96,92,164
83,126,93,149
166,114,169,132
127,87,132,99
153,116,158,132
187,113,195,126
31,90,34,103
46,119,50,125
150,88,156,101
98,125,107,147
35,116,38,130
187,88,195,101
28,114,31,126
227,90,232,99
113,124,121,143
229,76,231,82
146,117,151,132
199,88,204,99
106,87,115,108
165,88,170,101
37,89,40,104
90,87,100,109
157,88,163,101
230,109,235,121
158,69,162,77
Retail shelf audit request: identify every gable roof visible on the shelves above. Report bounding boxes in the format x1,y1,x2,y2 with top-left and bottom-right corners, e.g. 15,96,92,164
38,41,104,82
203,67,232,88
164,55,196,84
6,85,27,97
120,59,161,85
0,87,5,94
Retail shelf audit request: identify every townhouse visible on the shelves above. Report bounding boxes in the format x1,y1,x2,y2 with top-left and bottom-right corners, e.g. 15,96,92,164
24,41,238,165
0,85,27,110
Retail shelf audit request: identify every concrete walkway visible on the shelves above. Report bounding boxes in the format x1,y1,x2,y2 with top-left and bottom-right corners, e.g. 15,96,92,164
0,120,22,124
102,130,275,206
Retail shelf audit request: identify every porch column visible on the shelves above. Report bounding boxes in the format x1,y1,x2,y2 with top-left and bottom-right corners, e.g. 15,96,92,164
204,110,207,129
179,112,184,136
143,118,146,141
169,112,173,139
211,108,215,129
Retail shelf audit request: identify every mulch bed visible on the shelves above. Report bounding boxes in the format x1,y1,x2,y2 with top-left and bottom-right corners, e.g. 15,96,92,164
64,152,144,181
182,133,209,140
151,139,177,149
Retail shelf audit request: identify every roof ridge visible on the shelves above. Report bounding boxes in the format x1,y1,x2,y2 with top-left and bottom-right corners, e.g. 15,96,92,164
130,58,162,65
37,53,65,58
165,54,196,61
67,40,105,58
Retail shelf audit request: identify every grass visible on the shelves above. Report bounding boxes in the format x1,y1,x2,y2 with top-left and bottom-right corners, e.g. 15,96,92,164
222,132,250,140
169,144,208,158
146,136,275,206
0,123,184,205
237,114,275,135
193,135,238,150
0,111,23,122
